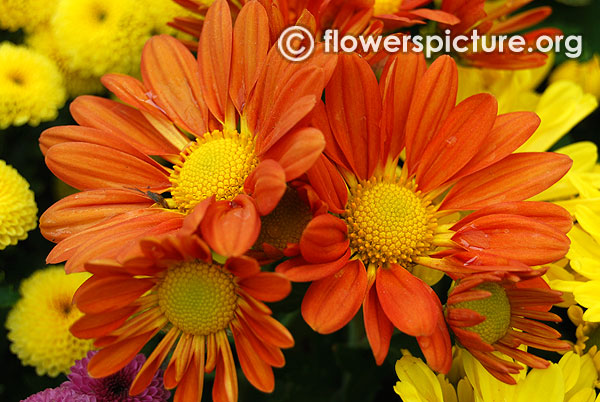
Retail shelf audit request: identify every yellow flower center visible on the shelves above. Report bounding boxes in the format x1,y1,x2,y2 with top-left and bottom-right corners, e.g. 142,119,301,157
344,178,435,267
169,130,259,211
455,283,512,344
373,0,403,15
157,260,238,336
255,187,313,250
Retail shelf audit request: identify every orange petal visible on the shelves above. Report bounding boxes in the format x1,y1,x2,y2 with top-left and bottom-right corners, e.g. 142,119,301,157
404,55,457,176
213,334,238,402
260,127,325,181
452,111,540,180
489,7,551,34
198,0,232,123
224,256,261,278
174,341,203,402
74,276,155,314
379,51,426,162
130,328,179,395
416,316,452,374
452,214,570,265
69,96,185,155
244,159,286,215
40,189,152,243
305,155,348,214
324,53,382,180
299,214,349,263
440,152,573,210
239,307,294,349
201,194,260,257
229,1,269,114
451,201,572,234
363,282,393,365
70,305,138,339
232,325,275,392
416,93,497,192
45,143,170,191
238,272,291,302
141,35,209,136
301,259,368,334
88,331,156,378
276,249,351,282
376,265,440,336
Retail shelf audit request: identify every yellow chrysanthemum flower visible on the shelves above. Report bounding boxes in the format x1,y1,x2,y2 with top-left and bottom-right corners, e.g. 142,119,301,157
0,160,37,250
0,42,66,129
51,0,151,78
551,55,600,100
5,266,93,377
0,0,57,32
26,27,105,98
394,348,598,402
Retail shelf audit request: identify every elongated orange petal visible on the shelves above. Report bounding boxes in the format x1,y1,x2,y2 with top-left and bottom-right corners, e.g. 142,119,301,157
440,152,572,210
324,53,382,180
305,155,348,214
452,214,570,265
174,343,202,402
301,259,368,334
489,7,551,34
45,143,170,192
225,256,261,278
417,316,452,374
239,272,290,302
416,93,497,192
276,249,351,282
229,1,269,114
198,0,232,123
40,189,152,242
70,305,138,339
452,112,540,180
88,331,156,378
405,55,457,176
299,214,349,263
69,96,185,155
213,334,238,402
235,319,284,367
74,276,155,314
261,127,325,181
201,194,260,257
130,327,179,395
380,51,426,162
363,282,393,365
239,307,294,349
451,201,572,234
232,325,275,392
376,265,440,336
141,35,208,136
243,159,286,215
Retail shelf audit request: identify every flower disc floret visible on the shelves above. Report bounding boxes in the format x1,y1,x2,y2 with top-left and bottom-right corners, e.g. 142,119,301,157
157,260,238,336
344,179,435,266
170,130,259,211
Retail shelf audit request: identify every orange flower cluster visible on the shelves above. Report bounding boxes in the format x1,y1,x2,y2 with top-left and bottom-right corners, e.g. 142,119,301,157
39,0,573,400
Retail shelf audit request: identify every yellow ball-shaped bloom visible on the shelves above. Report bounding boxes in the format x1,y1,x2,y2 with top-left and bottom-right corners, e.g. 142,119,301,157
0,0,57,32
5,266,93,377
27,28,105,98
0,42,66,129
51,0,152,78
0,160,37,250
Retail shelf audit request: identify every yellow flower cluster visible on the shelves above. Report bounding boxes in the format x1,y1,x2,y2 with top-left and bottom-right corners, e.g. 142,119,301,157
5,266,93,377
0,42,66,129
0,159,37,249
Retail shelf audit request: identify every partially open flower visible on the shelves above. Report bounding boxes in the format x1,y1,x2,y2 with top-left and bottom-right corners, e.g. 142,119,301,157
445,271,571,383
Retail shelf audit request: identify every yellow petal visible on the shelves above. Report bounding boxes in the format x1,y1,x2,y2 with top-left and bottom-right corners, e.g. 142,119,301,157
516,364,563,402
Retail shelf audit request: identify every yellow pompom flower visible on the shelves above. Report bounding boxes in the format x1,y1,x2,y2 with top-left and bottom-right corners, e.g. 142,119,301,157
0,0,57,32
551,55,600,100
0,42,66,129
26,28,105,98
5,266,93,377
51,0,152,78
0,160,37,250
394,348,598,402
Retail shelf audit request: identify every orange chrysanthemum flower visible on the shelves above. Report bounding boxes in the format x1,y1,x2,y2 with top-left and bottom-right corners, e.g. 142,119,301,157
39,0,333,273
276,52,572,373
70,204,293,402
445,270,571,383
440,0,560,69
